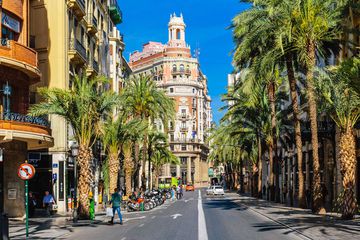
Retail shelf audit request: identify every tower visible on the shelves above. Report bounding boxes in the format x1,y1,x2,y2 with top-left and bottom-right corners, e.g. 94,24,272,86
168,13,186,47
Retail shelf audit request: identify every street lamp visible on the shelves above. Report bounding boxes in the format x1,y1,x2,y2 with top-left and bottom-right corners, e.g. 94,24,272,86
70,142,79,222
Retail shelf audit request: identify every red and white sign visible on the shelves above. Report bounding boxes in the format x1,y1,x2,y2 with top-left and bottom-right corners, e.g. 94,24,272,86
17,163,35,180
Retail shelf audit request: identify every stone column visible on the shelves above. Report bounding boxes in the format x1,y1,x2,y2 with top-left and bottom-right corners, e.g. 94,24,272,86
194,156,200,187
2,141,27,217
187,157,191,184
176,165,181,178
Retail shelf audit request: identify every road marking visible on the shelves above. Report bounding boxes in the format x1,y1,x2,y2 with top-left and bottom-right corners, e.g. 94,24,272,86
123,216,146,222
151,216,156,219
138,223,144,228
171,213,182,219
198,190,208,240
121,237,126,240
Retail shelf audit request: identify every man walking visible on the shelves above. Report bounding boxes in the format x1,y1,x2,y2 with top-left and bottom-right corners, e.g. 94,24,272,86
109,188,123,225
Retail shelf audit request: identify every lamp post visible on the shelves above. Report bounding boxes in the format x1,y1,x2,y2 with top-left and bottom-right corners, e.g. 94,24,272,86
70,142,79,222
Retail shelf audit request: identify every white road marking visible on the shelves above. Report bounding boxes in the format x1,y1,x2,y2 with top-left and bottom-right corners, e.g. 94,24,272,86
171,213,183,219
121,237,126,240
198,190,209,240
123,216,146,222
138,223,144,228
151,216,156,219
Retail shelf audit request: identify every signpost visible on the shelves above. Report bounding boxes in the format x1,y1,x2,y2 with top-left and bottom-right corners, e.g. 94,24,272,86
17,163,35,238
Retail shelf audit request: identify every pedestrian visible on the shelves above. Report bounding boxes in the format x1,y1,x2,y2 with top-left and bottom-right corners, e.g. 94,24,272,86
108,188,123,225
42,191,55,217
171,185,176,201
29,192,37,217
176,185,181,199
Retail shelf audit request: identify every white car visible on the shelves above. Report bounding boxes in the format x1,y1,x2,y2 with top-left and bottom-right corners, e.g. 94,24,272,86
206,185,225,196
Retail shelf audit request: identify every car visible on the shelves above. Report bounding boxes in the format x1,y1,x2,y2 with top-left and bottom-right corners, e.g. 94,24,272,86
206,185,225,196
185,183,195,191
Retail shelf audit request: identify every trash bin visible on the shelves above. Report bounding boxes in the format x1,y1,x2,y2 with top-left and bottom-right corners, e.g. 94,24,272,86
0,213,9,240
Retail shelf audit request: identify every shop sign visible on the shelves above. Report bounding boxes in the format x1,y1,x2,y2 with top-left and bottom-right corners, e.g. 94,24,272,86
2,12,20,33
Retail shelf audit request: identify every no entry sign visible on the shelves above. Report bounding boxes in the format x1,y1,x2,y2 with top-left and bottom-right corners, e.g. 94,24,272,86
17,163,36,180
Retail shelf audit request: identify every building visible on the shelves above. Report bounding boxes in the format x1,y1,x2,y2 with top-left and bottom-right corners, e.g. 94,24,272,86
129,13,213,187
0,0,54,217
28,0,123,213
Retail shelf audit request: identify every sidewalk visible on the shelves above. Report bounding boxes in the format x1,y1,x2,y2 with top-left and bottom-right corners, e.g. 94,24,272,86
9,211,107,239
228,192,360,240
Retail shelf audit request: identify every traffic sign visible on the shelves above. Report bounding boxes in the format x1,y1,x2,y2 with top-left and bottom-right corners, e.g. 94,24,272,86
17,163,36,180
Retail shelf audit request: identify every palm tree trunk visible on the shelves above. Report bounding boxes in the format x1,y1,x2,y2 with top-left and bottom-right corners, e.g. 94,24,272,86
286,54,306,208
108,152,119,195
268,82,277,202
134,141,140,189
339,125,357,219
306,41,325,214
124,143,134,196
142,134,148,190
77,145,93,219
257,135,262,198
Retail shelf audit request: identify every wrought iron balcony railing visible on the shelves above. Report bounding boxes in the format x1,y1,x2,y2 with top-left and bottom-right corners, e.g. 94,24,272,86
1,112,50,128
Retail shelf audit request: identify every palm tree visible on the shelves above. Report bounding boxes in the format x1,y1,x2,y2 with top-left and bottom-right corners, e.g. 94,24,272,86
29,75,119,218
120,76,175,189
233,0,308,206
317,57,360,219
151,145,179,189
288,0,348,213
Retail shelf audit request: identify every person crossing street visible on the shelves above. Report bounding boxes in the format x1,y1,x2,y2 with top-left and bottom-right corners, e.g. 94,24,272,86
108,188,123,225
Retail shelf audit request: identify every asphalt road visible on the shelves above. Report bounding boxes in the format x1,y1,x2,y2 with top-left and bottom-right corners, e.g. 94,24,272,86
65,190,305,240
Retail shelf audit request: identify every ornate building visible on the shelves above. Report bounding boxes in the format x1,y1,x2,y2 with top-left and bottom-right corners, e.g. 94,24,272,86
129,14,212,187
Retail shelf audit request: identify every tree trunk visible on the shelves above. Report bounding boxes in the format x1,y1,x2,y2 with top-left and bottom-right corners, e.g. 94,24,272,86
124,143,134,196
306,41,325,214
268,81,277,202
286,54,306,208
77,145,93,219
257,135,263,198
142,134,148,190
339,125,357,219
134,142,140,189
108,151,119,195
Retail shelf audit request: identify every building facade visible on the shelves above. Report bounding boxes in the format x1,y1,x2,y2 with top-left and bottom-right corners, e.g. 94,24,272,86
28,0,123,213
129,14,212,187
0,0,54,217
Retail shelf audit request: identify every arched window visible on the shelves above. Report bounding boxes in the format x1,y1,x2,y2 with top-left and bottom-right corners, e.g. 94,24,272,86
179,64,184,73
176,29,181,39
172,64,177,72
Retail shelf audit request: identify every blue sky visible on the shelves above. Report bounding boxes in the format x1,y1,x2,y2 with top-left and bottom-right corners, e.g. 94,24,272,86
117,0,249,123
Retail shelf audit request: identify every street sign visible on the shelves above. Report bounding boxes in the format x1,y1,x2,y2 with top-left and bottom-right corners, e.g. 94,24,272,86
17,163,35,238
17,163,35,180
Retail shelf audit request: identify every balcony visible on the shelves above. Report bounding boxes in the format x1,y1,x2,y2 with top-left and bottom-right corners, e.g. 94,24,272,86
68,38,87,64
0,39,41,81
171,69,191,75
0,112,53,150
86,14,98,35
67,0,86,19
109,1,123,24
180,126,188,132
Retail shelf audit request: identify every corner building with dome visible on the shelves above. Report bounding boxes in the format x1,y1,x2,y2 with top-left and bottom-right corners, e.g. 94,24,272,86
129,13,213,187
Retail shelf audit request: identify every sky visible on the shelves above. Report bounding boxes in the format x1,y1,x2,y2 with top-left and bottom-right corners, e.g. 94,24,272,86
117,0,250,123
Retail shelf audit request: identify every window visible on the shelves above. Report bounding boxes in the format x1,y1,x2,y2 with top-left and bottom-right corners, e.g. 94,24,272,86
192,88,196,94
181,133,185,140
170,145,174,151
173,75,176,79
172,64,177,72
176,29,181,39
181,121,186,128
180,157,187,164
181,145,186,151
169,88,174,93
180,64,184,72
170,134,174,141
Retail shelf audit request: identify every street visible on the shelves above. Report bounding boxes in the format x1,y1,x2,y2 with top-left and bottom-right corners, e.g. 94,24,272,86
65,190,304,240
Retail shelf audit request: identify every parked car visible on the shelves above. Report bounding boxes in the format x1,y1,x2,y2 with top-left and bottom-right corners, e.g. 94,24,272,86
185,183,195,191
207,185,225,196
